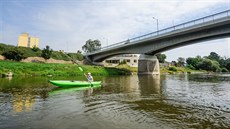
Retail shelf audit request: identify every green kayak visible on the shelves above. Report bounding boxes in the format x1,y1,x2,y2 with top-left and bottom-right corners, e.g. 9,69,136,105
49,80,102,87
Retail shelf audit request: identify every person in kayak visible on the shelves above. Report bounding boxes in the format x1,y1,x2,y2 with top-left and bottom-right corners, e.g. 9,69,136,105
85,72,94,82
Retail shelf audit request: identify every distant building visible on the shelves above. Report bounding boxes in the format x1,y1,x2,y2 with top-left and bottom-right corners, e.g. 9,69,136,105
18,33,39,48
105,54,139,67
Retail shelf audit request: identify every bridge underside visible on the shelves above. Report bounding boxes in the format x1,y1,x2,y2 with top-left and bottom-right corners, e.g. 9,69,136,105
85,15,230,75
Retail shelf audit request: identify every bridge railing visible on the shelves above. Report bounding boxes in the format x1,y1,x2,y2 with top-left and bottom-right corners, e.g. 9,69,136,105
87,10,230,55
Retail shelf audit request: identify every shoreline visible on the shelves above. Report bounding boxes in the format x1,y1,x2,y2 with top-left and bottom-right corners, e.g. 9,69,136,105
0,60,131,77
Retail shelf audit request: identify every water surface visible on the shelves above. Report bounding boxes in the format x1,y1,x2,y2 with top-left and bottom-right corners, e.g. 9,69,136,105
0,74,230,129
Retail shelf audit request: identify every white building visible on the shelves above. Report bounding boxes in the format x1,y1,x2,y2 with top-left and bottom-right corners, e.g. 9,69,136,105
105,54,139,67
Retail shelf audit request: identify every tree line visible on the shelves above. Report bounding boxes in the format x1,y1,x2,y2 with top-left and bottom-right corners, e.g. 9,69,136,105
157,52,230,72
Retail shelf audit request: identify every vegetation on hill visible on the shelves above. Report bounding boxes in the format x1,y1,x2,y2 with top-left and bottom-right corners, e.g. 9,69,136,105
0,43,83,61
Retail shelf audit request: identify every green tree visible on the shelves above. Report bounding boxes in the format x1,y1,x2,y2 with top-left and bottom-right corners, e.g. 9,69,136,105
156,53,166,63
197,58,221,72
186,56,202,69
82,39,101,53
41,45,52,60
207,52,220,62
2,48,26,61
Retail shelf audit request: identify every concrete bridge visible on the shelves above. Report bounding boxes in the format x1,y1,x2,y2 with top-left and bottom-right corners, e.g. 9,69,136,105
85,10,230,74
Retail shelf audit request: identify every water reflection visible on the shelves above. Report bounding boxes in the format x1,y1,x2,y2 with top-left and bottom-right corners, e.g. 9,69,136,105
101,75,140,93
0,74,230,129
12,93,35,112
0,77,52,113
138,75,161,95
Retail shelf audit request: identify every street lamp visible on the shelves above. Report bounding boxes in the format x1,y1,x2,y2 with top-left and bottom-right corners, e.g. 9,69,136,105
152,17,159,35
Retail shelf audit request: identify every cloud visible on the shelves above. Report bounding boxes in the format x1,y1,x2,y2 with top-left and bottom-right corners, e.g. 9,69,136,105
0,0,229,61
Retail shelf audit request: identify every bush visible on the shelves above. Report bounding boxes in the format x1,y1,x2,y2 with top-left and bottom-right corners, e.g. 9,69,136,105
197,59,221,72
41,45,52,60
187,64,195,70
32,46,40,52
2,48,26,61
169,66,177,72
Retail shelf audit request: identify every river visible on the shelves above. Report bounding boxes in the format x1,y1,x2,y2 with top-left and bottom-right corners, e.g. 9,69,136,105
0,74,229,129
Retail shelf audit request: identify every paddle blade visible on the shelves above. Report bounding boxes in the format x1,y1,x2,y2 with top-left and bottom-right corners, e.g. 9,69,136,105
78,67,83,72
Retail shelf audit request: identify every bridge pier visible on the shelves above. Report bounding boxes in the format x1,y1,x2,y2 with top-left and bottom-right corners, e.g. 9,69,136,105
138,54,160,75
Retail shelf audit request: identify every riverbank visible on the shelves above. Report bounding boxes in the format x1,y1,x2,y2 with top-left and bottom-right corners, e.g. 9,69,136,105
0,60,131,77
115,64,204,75
0,60,206,77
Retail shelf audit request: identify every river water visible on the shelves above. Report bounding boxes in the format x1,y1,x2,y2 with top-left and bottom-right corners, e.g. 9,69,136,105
0,74,230,129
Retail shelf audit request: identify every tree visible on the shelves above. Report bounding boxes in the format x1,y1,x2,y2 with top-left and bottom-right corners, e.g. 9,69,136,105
82,39,101,53
186,56,202,69
156,53,166,63
197,58,221,72
207,52,220,61
41,45,52,59
177,57,185,67
2,48,26,61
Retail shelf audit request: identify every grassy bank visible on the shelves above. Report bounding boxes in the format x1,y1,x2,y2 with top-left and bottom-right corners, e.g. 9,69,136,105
160,66,204,74
0,60,130,77
114,64,204,74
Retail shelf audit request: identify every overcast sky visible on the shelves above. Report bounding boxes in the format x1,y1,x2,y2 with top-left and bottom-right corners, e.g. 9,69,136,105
0,0,230,61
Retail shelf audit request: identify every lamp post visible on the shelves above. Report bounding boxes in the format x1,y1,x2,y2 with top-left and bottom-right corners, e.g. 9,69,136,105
152,17,159,35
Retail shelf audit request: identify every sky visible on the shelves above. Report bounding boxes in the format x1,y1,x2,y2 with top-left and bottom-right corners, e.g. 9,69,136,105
0,0,230,61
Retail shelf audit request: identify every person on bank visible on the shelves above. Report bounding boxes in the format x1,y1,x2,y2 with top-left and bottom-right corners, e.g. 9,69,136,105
85,72,94,82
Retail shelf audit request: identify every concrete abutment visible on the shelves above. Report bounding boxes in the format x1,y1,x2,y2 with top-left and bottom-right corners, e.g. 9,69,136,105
138,54,160,75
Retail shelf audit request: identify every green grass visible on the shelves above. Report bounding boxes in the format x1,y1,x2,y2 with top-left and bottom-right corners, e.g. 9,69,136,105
160,66,206,74
0,60,130,77
115,64,138,74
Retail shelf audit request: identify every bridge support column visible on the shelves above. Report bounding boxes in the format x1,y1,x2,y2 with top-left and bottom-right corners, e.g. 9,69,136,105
138,54,160,75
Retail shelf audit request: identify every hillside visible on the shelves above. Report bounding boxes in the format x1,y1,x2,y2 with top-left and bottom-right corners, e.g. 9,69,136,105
0,43,83,61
